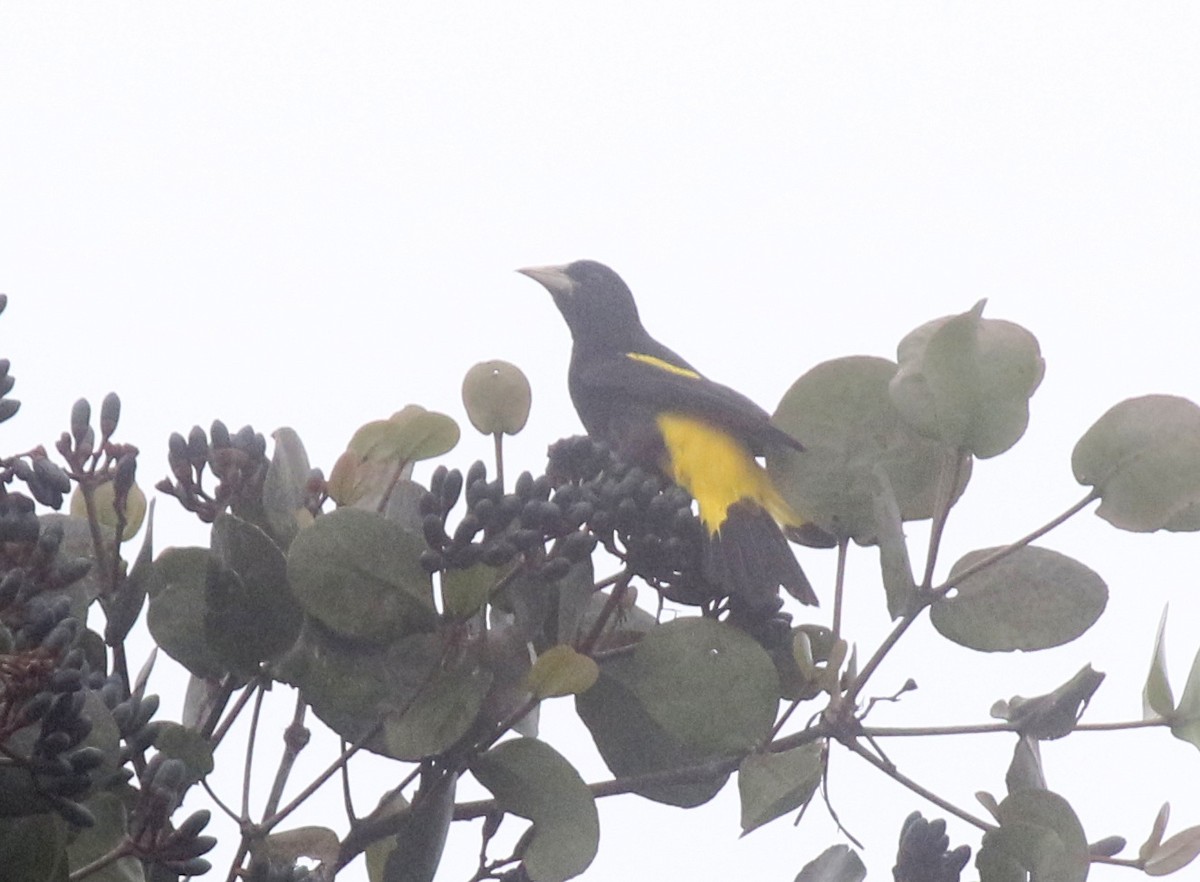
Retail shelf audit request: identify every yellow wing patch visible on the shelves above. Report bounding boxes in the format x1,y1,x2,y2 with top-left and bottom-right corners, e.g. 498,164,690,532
655,412,799,534
625,352,701,380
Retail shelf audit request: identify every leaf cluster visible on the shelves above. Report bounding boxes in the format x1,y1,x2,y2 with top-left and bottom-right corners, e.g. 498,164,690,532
5,303,1200,882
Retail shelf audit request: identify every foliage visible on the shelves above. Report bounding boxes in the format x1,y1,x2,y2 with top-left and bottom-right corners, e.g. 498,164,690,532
5,297,1200,882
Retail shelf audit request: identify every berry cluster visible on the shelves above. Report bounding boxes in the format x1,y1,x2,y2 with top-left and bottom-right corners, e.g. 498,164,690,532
893,812,971,882
418,436,715,606
4,455,71,510
158,420,269,522
546,436,710,604
0,593,101,827
128,755,217,875
418,458,596,582
0,507,93,611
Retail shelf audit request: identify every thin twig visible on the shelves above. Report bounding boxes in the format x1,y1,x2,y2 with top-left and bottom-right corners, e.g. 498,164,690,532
577,569,633,655
842,737,994,832
262,691,310,818
861,717,1168,738
241,682,267,819
68,841,134,881
929,489,1100,597
203,674,246,744
920,450,968,590
832,536,848,641
845,490,1100,706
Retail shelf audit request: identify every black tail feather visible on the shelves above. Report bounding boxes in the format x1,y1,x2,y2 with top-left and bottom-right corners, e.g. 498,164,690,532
704,501,818,609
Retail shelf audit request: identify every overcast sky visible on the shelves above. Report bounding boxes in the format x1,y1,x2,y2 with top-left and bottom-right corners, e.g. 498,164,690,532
2,4,1199,881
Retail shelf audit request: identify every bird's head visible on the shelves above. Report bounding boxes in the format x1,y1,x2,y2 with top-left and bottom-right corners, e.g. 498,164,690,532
518,260,643,349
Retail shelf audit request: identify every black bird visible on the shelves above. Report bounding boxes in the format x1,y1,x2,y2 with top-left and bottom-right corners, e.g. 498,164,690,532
519,259,816,609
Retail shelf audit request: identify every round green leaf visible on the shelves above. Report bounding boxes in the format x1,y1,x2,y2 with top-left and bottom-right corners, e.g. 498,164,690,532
0,815,70,882
575,617,778,806
441,563,500,620
147,547,227,678
978,790,1089,882
931,546,1107,652
1072,394,1200,532
254,827,341,875
470,738,599,882
207,513,304,674
286,508,436,643
890,301,1044,459
462,360,532,435
70,480,147,540
327,406,459,507
769,356,969,542
279,624,491,761
527,645,599,699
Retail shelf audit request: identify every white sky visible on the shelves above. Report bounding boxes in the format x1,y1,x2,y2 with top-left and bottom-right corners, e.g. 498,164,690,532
2,4,1199,881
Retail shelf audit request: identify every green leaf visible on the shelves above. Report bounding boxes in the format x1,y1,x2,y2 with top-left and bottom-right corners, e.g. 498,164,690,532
738,743,824,835
1145,824,1200,876
380,774,456,882
462,360,532,436
207,513,304,674
254,826,341,876
1072,394,1200,532
147,547,227,678
441,563,500,620
977,790,1088,882
575,617,778,806
279,624,490,760
471,738,599,882
991,665,1106,740
1140,803,1171,863
890,302,1044,459
263,427,313,548
382,478,429,534
38,513,112,623
768,355,969,542
67,791,144,882
1169,641,1200,750
328,406,459,507
152,721,215,784
872,468,917,619
527,645,599,699
70,479,148,540
1005,735,1046,794
794,845,867,882
559,565,651,651
479,620,539,738
554,558,597,646
286,508,436,643
365,791,409,882
931,546,1107,652
1145,607,1176,720
102,499,157,645
0,815,70,882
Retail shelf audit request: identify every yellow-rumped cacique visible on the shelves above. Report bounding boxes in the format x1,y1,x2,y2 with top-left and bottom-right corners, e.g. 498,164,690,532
519,259,817,608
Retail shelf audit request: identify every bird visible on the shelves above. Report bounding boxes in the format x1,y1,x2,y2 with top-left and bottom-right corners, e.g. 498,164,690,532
518,259,817,609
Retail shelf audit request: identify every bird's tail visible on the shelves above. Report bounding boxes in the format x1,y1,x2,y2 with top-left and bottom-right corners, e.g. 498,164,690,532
705,500,818,609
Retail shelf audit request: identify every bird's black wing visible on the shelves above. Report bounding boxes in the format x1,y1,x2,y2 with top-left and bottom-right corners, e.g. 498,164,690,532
570,347,803,454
